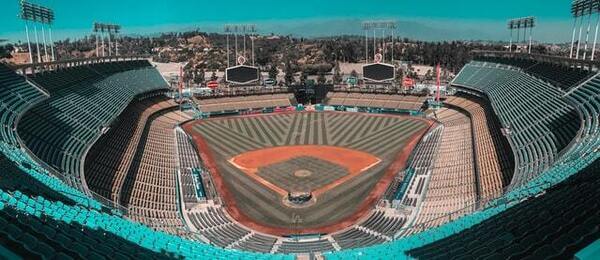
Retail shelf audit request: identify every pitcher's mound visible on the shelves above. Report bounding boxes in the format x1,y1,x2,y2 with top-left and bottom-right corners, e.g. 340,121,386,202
294,170,313,178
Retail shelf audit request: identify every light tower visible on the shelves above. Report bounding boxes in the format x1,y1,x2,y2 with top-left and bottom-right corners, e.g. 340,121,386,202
19,0,56,63
507,17,536,54
224,24,260,85
570,0,600,60
93,23,122,57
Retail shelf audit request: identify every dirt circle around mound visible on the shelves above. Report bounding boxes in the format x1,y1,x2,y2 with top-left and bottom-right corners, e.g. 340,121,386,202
294,169,313,178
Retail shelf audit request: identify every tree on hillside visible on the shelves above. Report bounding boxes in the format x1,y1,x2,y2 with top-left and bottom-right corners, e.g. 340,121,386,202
332,62,342,84
284,61,295,85
317,71,326,84
210,71,218,81
194,69,205,85
350,70,358,78
268,64,278,80
300,70,308,84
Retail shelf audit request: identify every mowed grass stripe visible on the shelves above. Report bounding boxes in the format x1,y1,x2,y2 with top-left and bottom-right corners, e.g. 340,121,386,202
357,116,383,140
232,117,248,136
193,124,249,155
315,113,324,145
198,122,263,151
320,113,329,145
352,117,409,144
348,119,416,149
295,113,307,145
330,114,361,144
327,112,348,127
324,113,348,134
328,114,356,139
240,118,267,145
284,113,301,145
337,114,371,145
354,122,423,155
259,116,285,145
262,115,286,141
304,112,313,145
340,114,372,145
246,117,270,146
253,117,278,146
368,123,424,155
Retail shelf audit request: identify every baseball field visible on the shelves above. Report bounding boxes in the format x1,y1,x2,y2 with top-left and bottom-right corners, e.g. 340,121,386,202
183,111,430,236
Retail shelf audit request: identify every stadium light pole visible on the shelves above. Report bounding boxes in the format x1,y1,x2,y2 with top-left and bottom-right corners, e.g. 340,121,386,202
508,21,513,52
583,5,593,60
224,24,256,66
20,1,55,64
225,26,230,67
362,20,397,64
24,21,33,63
41,25,48,62
571,0,600,60
570,17,579,58
592,11,600,60
49,26,55,61
34,24,41,63
508,17,535,53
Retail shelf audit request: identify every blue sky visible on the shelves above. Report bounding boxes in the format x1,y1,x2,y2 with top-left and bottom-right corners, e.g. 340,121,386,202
0,0,575,42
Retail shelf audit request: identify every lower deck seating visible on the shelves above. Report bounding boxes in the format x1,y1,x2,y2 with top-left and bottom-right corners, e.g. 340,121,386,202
119,109,192,234
411,107,477,229
444,95,514,200
277,239,335,254
195,94,293,113
326,92,426,111
84,96,176,202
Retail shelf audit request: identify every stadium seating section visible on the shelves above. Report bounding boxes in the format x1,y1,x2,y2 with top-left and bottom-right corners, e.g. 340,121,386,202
195,94,293,113
0,57,598,259
475,56,594,91
17,60,169,192
325,92,426,111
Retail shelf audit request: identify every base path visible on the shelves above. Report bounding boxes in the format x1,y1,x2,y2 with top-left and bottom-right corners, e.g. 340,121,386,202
229,145,381,196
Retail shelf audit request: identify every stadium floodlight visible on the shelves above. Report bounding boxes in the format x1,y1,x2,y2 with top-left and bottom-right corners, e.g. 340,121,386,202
19,0,56,63
93,22,122,57
361,20,397,64
507,17,536,54
570,0,600,60
224,24,257,67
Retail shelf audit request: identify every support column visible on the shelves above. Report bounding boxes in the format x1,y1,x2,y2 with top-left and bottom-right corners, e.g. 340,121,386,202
24,22,33,64
234,33,238,62
509,28,513,52
34,24,41,63
373,30,376,58
251,36,255,66
577,16,584,59
391,29,394,63
528,26,533,54
101,33,105,57
592,13,600,61
115,34,119,56
365,30,368,63
41,26,49,62
583,12,593,60
226,34,230,67
571,17,579,59
96,33,99,57
107,33,112,56
49,27,55,61
516,27,520,52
